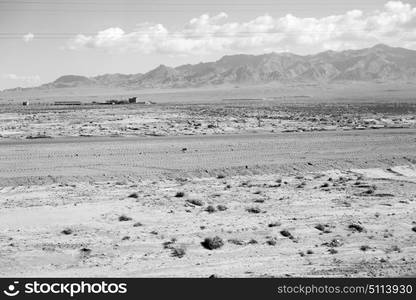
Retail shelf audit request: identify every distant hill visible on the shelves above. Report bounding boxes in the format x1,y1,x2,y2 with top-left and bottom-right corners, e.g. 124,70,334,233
5,44,416,91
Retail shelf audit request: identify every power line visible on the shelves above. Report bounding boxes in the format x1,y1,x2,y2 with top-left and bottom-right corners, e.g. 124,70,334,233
0,1,378,8
0,1,385,13
0,0,362,4
0,10,333,14
0,8,331,11
0,30,411,35
0,31,410,40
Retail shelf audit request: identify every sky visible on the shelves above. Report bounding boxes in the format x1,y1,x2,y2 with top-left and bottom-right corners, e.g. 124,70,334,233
1,0,416,90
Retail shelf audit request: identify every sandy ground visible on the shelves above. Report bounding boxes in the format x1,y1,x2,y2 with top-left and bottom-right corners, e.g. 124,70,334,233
0,129,415,277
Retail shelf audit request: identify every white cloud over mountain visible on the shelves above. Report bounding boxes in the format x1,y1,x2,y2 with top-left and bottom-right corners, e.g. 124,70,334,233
67,1,416,55
2,74,41,86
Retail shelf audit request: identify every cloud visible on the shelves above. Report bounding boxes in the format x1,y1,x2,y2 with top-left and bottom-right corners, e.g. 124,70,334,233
66,1,416,55
23,33,34,43
2,74,41,85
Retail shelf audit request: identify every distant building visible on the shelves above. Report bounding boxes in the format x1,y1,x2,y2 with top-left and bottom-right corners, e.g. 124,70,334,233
105,99,129,105
97,98,154,105
54,101,82,106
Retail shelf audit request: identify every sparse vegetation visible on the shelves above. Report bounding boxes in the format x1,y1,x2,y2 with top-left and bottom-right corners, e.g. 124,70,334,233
162,238,186,257
61,228,73,235
79,248,91,256
187,198,204,206
163,238,177,249
360,245,371,251
228,238,245,245
201,236,224,250
328,248,338,254
171,245,186,258
246,207,262,214
315,224,326,232
296,182,306,188
217,204,228,211
268,222,281,227
280,230,293,239
348,223,365,233
118,215,132,222
323,239,343,248
205,205,216,213
3,92,416,278
266,238,277,246
175,191,186,198
128,192,139,198
315,224,331,233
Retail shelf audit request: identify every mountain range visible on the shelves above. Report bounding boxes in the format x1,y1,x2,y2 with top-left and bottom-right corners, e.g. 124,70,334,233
7,44,416,91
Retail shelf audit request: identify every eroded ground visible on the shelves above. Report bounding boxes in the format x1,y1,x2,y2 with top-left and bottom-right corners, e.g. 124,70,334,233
0,102,415,139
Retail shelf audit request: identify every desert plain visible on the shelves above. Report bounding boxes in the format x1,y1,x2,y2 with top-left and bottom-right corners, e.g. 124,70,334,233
0,87,415,277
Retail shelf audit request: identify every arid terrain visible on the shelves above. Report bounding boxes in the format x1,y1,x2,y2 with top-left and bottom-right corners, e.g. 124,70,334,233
0,96,415,277
3,0,416,281
0,101,415,140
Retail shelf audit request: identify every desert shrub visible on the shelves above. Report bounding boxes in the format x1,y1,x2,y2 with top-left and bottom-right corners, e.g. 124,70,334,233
266,239,277,246
201,236,224,250
175,191,186,198
118,215,132,222
61,228,73,235
246,207,261,214
171,245,186,258
348,223,365,232
128,192,139,198
187,198,204,206
228,238,245,245
280,230,293,239
205,205,216,213
268,222,281,228
217,204,228,211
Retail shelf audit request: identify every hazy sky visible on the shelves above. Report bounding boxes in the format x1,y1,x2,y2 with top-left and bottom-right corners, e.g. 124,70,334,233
1,0,415,89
